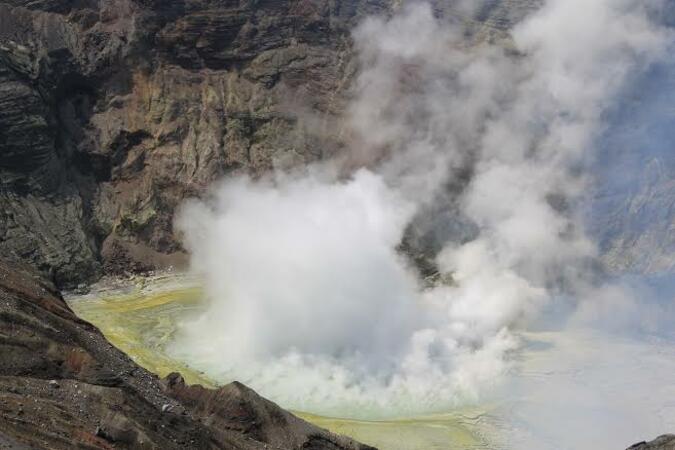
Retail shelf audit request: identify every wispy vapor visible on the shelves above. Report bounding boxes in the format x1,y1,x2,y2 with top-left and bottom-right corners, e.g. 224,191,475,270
172,0,672,421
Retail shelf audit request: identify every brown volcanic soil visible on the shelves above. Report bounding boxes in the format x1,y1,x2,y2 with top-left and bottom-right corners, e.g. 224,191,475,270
0,259,375,449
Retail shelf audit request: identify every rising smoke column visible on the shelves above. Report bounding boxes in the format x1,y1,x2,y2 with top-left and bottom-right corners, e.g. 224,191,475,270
173,0,671,418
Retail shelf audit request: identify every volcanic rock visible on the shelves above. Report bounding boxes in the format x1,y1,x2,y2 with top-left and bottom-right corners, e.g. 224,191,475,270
629,435,675,450
0,0,543,288
0,258,374,449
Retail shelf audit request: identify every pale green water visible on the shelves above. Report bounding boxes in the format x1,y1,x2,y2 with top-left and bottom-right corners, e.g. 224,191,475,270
65,274,496,450
65,275,675,449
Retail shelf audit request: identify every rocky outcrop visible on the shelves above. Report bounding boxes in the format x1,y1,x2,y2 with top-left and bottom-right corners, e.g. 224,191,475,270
0,258,374,449
628,435,675,450
162,372,369,450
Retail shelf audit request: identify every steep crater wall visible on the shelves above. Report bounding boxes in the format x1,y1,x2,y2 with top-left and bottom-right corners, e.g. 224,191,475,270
0,0,393,287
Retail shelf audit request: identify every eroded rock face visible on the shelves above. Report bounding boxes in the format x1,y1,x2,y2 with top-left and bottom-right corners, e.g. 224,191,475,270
0,0,391,287
0,259,374,449
7,0,667,286
0,0,544,288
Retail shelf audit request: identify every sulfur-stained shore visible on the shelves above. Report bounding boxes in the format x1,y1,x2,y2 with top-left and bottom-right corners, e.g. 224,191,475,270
0,261,374,449
65,272,495,450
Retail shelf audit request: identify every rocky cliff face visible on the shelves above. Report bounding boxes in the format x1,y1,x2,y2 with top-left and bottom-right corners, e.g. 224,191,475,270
4,0,668,288
0,0,393,287
0,0,547,288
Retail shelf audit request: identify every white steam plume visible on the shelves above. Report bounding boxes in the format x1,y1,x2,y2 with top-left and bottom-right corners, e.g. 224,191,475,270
172,0,671,419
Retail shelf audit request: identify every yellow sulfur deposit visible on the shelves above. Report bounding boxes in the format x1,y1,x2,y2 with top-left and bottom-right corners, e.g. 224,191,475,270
66,274,491,450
